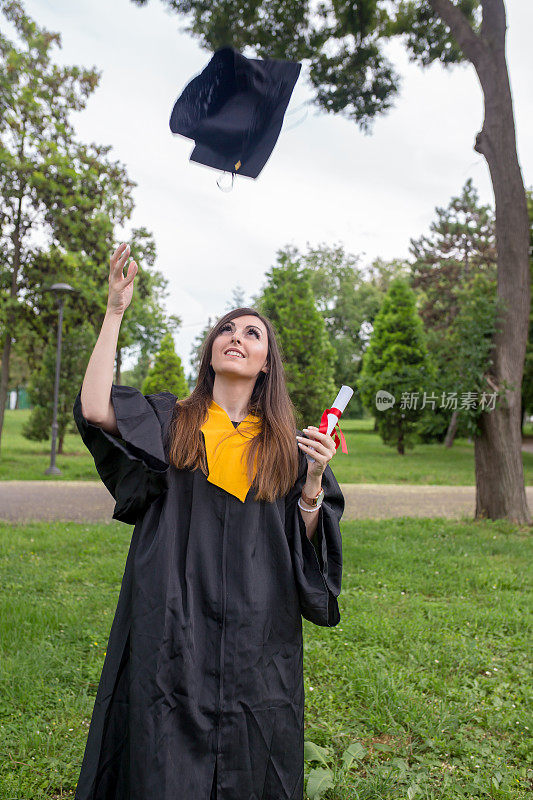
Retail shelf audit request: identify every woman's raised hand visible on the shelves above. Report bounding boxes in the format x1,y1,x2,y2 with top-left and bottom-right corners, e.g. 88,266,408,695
107,242,138,316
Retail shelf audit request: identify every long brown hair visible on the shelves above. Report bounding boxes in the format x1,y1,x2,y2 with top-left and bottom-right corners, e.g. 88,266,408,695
166,307,301,502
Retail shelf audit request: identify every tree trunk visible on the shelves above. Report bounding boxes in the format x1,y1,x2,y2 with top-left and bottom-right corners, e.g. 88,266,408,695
0,333,13,452
470,2,531,523
444,408,459,448
0,192,23,455
116,347,122,385
398,425,404,455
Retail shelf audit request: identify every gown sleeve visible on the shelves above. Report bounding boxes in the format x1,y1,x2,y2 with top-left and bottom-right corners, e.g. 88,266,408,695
72,384,175,525
285,442,344,627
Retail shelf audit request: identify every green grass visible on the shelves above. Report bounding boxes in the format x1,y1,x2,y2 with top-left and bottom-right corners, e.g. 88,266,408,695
0,518,531,798
3,410,533,486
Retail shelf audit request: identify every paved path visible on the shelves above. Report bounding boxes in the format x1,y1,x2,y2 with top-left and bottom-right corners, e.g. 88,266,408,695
1,481,532,523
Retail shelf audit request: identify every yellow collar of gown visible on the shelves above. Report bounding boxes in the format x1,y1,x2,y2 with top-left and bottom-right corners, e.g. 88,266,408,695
200,400,262,502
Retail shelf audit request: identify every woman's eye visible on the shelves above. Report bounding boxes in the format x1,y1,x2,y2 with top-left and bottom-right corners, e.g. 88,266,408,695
218,324,259,338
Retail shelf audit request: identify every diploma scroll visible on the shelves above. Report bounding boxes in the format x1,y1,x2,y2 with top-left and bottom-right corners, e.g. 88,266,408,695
305,384,354,463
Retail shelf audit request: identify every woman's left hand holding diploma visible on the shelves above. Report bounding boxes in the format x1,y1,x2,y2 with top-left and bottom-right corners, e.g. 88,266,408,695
296,426,337,479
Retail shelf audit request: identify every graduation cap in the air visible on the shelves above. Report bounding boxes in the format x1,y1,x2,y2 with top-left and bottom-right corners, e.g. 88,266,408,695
169,47,302,180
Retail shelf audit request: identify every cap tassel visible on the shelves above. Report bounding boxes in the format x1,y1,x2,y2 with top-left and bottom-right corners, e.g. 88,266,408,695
216,170,236,192
216,159,242,192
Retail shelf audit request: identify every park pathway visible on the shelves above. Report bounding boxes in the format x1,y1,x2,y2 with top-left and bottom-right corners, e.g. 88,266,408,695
1,481,533,522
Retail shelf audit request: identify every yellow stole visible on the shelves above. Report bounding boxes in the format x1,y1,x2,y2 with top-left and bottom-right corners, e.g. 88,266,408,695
200,399,262,502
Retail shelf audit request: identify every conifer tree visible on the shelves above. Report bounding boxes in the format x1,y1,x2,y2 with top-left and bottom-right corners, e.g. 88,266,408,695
142,333,189,398
358,278,433,454
410,179,497,332
257,251,336,426
409,180,498,444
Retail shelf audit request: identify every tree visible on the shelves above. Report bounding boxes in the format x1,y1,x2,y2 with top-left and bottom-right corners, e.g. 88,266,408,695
225,285,248,311
302,243,408,415
410,178,497,332
444,272,504,438
142,332,189,398
0,0,134,452
409,179,498,444
256,249,336,426
22,322,95,453
358,278,434,454
122,350,152,392
132,0,531,521
521,188,533,429
0,1,181,445
108,227,182,384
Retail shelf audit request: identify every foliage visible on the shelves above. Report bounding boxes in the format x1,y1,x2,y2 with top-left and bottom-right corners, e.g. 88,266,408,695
358,278,434,453
0,1,180,444
444,272,504,438
302,243,409,416
112,227,182,378
304,739,365,799
129,0,481,133
141,332,189,398
0,1,126,449
22,322,95,452
121,351,152,393
407,180,499,442
256,248,336,426
409,179,497,333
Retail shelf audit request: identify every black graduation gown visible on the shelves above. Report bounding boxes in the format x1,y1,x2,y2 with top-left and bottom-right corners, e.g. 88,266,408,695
72,384,344,800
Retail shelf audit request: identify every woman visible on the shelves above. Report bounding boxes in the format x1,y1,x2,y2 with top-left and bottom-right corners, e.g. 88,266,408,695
73,242,344,800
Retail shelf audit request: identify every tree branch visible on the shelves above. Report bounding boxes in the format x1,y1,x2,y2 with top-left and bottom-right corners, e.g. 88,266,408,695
427,0,486,67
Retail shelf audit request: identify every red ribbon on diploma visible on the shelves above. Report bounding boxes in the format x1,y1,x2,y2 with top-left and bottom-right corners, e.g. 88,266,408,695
318,407,348,454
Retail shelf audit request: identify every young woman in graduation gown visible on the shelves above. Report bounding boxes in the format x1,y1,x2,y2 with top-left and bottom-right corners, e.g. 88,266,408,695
72,243,344,800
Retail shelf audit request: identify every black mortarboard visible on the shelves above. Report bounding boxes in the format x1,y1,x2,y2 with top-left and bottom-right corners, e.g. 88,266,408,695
169,47,301,180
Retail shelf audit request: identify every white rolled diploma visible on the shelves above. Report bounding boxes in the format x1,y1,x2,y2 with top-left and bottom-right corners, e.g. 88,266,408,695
306,384,354,462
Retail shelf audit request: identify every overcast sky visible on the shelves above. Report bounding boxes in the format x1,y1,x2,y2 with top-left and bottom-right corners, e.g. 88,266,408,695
15,0,533,372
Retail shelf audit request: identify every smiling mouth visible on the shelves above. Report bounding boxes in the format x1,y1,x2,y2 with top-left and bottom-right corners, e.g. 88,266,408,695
225,350,245,358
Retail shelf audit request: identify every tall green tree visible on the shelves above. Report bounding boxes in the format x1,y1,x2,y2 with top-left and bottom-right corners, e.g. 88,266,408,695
133,0,531,521
302,243,408,414
0,1,181,449
257,250,336,426
444,272,504,437
410,178,497,331
142,332,189,398
409,179,498,444
0,0,134,452
358,278,434,454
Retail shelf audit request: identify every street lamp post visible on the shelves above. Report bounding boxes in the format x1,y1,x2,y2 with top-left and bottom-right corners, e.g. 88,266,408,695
43,283,77,476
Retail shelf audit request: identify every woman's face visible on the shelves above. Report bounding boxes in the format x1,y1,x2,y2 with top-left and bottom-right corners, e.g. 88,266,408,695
210,315,269,380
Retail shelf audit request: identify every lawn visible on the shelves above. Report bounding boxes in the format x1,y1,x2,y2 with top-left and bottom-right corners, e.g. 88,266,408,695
3,410,533,486
0,517,531,798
